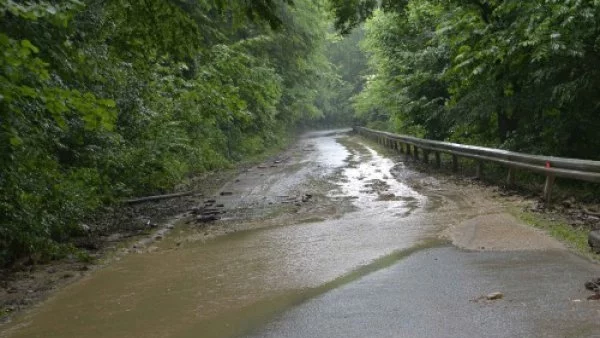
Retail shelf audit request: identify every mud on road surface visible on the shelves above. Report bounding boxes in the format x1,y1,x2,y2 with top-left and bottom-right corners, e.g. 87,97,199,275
1,129,599,338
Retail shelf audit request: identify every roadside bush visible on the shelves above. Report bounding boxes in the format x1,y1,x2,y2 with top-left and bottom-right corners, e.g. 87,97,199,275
0,0,337,266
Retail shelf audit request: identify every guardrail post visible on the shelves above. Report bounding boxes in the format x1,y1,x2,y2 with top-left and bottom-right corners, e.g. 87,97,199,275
506,168,515,186
435,152,441,168
476,161,483,179
543,174,555,204
423,150,430,164
398,142,404,154
452,155,459,173
414,146,420,161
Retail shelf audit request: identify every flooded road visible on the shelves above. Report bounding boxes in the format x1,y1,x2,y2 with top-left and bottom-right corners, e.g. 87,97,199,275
2,130,598,337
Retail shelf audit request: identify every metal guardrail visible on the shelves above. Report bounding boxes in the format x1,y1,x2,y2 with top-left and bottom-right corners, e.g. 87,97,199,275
355,127,600,202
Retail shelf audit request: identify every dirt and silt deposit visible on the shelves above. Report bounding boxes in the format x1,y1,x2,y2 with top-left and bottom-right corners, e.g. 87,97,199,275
1,129,599,338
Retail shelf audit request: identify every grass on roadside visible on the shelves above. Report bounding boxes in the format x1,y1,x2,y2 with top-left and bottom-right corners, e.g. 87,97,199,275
517,210,595,259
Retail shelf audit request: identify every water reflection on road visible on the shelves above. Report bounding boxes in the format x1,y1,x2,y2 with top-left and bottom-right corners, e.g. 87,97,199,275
2,131,443,338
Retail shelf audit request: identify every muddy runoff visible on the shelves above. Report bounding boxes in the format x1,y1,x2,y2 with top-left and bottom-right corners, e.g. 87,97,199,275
2,130,501,338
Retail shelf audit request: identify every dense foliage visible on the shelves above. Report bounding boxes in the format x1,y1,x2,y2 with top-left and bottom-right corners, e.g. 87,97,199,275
351,0,600,156
312,27,367,127
7,0,597,266
0,0,352,266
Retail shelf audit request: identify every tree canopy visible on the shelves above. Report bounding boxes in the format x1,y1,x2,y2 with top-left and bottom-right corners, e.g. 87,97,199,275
352,0,600,157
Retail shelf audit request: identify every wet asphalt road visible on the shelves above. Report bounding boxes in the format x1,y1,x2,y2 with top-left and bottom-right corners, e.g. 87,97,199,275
3,130,600,338
246,247,600,338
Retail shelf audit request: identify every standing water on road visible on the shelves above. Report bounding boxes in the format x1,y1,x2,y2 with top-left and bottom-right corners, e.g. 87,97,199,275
1,131,444,338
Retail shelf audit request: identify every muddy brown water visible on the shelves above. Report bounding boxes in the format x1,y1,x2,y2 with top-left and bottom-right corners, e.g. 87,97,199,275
1,131,514,338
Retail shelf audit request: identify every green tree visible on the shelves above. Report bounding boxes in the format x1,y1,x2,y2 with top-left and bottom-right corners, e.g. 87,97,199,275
339,0,600,156
0,0,344,266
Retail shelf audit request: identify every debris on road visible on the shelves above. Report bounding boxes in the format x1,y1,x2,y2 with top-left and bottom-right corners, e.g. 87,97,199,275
584,278,600,300
471,292,504,302
486,292,504,300
583,207,600,217
584,278,600,292
301,194,313,202
123,190,199,205
196,215,220,223
587,294,600,301
588,231,600,253
188,203,227,224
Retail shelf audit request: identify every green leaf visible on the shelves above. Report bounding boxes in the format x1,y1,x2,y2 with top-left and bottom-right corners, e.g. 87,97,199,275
20,40,39,53
9,136,23,146
46,5,57,15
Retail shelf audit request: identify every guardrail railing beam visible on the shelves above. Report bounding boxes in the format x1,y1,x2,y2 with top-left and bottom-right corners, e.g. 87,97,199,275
355,126,600,205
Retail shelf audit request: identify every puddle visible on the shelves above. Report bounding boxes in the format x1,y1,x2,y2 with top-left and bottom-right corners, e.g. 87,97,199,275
1,131,444,338
313,135,351,169
332,142,425,219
